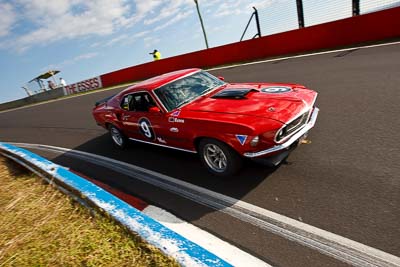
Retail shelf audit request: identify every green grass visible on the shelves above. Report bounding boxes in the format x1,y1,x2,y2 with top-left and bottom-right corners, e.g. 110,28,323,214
0,157,180,267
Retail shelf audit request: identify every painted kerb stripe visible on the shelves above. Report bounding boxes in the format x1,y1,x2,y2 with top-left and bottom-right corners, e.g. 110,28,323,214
0,142,231,267
12,143,400,267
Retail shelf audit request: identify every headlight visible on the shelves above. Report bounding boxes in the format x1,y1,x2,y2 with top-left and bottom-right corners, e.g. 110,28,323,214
250,136,259,147
276,129,286,142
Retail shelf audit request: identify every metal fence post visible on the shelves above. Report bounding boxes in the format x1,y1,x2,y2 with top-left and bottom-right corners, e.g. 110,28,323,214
253,7,262,38
194,0,209,49
296,0,305,28
352,0,360,16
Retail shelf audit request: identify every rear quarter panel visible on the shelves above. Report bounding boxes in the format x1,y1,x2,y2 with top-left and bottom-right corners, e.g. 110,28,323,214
92,97,124,130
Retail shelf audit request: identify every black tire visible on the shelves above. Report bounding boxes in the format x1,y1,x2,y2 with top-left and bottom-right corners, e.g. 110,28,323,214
109,125,128,149
198,138,243,176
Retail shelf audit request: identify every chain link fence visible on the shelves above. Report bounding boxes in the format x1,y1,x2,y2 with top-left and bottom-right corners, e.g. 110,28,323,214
241,0,400,41
257,1,298,37
361,0,400,13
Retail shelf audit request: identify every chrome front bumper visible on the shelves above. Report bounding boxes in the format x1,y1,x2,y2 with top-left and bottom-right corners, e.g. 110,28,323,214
244,107,319,158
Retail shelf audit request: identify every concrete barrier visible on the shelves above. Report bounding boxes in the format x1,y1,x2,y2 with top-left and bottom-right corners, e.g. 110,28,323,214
100,7,400,88
0,87,65,111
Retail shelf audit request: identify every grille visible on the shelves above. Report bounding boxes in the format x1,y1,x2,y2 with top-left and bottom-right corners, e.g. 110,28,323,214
276,110,311,142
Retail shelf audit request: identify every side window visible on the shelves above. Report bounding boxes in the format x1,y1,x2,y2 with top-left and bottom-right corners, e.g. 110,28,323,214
134,93,156,112
121,95,133,110
121,92,156,112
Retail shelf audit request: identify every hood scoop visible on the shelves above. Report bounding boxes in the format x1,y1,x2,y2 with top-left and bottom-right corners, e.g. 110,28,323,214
211,88,257,99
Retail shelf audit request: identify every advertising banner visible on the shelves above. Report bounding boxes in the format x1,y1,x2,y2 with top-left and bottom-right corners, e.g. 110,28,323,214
64,76,103,95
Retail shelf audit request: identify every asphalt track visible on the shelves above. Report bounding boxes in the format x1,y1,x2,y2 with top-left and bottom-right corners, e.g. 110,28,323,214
1,43,399,266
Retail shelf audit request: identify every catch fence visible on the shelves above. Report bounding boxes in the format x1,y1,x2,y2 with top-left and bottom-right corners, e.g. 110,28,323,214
241,0,400,40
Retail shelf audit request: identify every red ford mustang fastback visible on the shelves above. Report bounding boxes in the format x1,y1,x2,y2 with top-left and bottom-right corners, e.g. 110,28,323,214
93,68,319,176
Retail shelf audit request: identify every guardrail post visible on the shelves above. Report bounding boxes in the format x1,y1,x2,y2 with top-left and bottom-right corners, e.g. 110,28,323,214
352,0,360,16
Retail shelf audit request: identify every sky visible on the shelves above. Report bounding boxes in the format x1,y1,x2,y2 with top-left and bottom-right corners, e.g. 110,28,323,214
0,0,398,103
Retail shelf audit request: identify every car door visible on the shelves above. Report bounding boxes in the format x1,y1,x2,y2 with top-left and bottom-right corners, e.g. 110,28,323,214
120,91,169,145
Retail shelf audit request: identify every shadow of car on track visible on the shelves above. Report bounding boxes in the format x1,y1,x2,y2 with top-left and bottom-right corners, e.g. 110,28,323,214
52,133,281,221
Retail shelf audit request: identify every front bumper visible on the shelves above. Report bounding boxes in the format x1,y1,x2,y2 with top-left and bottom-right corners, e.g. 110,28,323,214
243,107,319,158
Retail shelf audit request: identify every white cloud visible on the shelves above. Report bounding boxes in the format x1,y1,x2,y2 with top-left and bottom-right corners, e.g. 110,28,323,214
213,0,279,17
104,34,130,47
121,0,164,27
144,0,193,25
120,30,153,46
90,41,102,48
74,52,98,60
2,0,197,52
41,52,99,71
134,30,150,38
247,0,276,10
153,10,193,31
209,25,226,33
90,30,152,48
16,0,71,18
143,36,160,48
10,0,131,51
213,1,243,17
0,3,16,37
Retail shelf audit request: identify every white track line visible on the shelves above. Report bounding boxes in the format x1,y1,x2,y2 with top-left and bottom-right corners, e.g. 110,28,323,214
208,41,400,71
142,205,269,267
2,41,399,115
0,83,134,114
10,142,400,267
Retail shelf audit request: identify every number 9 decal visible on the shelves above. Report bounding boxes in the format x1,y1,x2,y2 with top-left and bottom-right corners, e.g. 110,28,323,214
138,118,155,140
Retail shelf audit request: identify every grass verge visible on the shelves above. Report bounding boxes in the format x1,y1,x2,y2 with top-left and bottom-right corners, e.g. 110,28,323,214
0,156,180,267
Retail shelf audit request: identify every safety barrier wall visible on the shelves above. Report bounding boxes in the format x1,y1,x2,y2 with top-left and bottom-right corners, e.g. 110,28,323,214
100,7,400,88
0,87,65,111
63,76,103,95
0,76,104,111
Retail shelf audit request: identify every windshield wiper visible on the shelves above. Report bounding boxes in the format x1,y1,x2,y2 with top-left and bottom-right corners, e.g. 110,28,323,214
202,84,225,95
176,98,195,108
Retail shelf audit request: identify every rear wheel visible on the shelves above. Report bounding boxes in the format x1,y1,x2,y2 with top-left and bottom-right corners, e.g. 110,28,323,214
109,125,127,149
199,138,242,176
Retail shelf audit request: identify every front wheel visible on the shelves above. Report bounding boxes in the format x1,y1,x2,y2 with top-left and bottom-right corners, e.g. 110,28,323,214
109,125,128,149
198,138,243,177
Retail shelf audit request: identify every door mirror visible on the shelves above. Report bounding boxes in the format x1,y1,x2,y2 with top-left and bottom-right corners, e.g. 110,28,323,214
149,106,161,113
218,76,225,81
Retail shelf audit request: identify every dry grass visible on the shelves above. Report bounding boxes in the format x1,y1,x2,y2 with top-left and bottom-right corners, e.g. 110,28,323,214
0,156,180,267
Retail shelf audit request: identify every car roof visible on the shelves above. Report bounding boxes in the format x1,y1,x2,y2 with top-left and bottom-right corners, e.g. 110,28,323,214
121,68,201,95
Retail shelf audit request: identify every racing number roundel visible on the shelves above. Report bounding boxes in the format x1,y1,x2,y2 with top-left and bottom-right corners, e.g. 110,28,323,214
261,86,291,93
138,118,155,140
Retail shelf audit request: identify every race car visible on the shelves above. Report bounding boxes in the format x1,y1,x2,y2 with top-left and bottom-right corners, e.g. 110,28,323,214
92,68,319,176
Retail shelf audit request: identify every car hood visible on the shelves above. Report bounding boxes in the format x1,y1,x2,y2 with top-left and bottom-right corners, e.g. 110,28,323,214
184,83,317,123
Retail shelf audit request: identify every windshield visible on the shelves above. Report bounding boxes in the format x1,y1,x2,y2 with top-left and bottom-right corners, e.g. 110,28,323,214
153,71,225,112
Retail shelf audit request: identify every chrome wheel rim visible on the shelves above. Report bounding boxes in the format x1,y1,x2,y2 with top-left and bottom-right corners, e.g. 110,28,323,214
203,144,227,173
111,127,123,146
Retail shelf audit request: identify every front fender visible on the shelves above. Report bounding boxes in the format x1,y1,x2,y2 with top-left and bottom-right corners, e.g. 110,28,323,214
190,117,283,154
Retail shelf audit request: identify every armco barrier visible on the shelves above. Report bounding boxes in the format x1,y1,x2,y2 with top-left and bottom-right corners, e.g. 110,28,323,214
100,7,400,88
0,142,231,267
